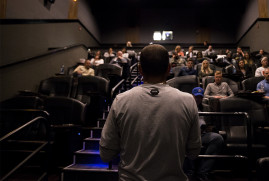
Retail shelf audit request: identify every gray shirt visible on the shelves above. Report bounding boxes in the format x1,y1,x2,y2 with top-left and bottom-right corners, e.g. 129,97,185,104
100,84,201,181
204,82,234,98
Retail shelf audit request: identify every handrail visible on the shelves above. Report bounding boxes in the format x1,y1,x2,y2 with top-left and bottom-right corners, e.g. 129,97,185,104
0,141,48,181
0,113,49,181
0,116,48,142
0,44,88,69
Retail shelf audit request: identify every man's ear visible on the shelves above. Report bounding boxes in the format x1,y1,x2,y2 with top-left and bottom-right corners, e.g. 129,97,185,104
166,63,171,76
138,64,144,76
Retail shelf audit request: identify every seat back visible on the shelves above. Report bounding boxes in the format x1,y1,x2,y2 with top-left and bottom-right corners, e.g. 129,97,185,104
38,76,73,97
95,64,122,80
167,75,198,94
0,96,43,109
242,76,264,92
220,97,268,144
75,76,109,104
43,97,85,125
203,76,239,94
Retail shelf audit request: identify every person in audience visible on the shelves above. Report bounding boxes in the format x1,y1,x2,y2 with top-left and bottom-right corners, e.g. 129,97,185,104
170,51,180,67
255,57,269,77
126,41,132,47
257,68,269,98
110,50,128,66
232,46,244,62
184,87,224,181
204,45,217,60
175,45,185,57
236,59,252,81
196,51,205,64
204,71,234,99
198,59,214,79
242,51,255,74
90,54,104,67
100,44,201,181
103,48,115,58
73,59,95,76
186,45,196,59
256,49,266,63
179,59,197,76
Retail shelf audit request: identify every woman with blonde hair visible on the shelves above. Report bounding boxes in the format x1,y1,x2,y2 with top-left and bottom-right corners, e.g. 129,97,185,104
198,59,214,79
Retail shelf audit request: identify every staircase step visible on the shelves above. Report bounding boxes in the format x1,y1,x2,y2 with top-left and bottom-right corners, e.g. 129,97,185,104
74,149,105,164
83,138,100,150
97,118,106,128
62,164,118,181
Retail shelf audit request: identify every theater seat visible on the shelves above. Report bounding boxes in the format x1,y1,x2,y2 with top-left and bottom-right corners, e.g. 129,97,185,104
38,76,73,97
257,157,269,181
219,97,269,156
242,76,264,92
43,96,85,126
167,75,199,94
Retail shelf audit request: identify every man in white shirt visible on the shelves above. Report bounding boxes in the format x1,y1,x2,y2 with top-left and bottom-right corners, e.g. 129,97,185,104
255,57,268,77
73,59,95,76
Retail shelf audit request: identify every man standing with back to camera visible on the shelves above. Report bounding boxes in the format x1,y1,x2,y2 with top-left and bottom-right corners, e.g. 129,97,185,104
100,44,201,181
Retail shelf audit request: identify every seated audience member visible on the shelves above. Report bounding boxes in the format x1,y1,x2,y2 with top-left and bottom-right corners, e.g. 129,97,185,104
198,60,214,79
242,51,256,73
236,59,252,81
100,44,201,181
175,45,185,57
104,48,115,58
95,50,102,59
204,71,234,99
170,51,180,67
110,51,128,66
73,59,95,76
179,59,197,76
186,46,196,59
204,45,217,60
232,46,245,61
184,87,224,181
90,54,104,67
256,49,266,63
196,51,205,64
126,41,132,47
257,68,269,98
255,57,269,77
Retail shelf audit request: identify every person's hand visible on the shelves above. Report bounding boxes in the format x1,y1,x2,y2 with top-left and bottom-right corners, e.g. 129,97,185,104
264,96,269,99
213,96,223,99
77,70,83,74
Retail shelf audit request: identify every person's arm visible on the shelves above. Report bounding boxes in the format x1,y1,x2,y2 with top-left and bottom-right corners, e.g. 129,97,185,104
204,84,212,98
255,68,261,77
257,81,262,91
226,84,234,97
99,100,121,162
73,65,82,74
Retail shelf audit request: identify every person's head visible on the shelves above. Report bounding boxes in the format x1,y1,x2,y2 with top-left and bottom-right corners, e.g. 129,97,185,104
126,41,132,47
94,55,100,60
117,51,123,57
108,48,113,53
259,49,264,55
237,46,242,53
214,71,222,85
122,47,127,53
202,59,209,69
175,45,181,53
263,68,269,81
261,57,268,67
186,59,194,69
188,46,194,52
208,45,213,51
244,51,250,59
139,44,170,82
238,60,245,68
197,51,203,58
192,87,204,106
84,59,91,69
203,41,208,46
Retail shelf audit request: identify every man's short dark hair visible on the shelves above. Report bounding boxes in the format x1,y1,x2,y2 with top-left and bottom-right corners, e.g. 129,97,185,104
140,44,169,76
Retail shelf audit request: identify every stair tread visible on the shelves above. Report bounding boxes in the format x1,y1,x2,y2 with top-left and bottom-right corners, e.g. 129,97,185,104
84,137,100,141
75,149,100,154
64,163,118,172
